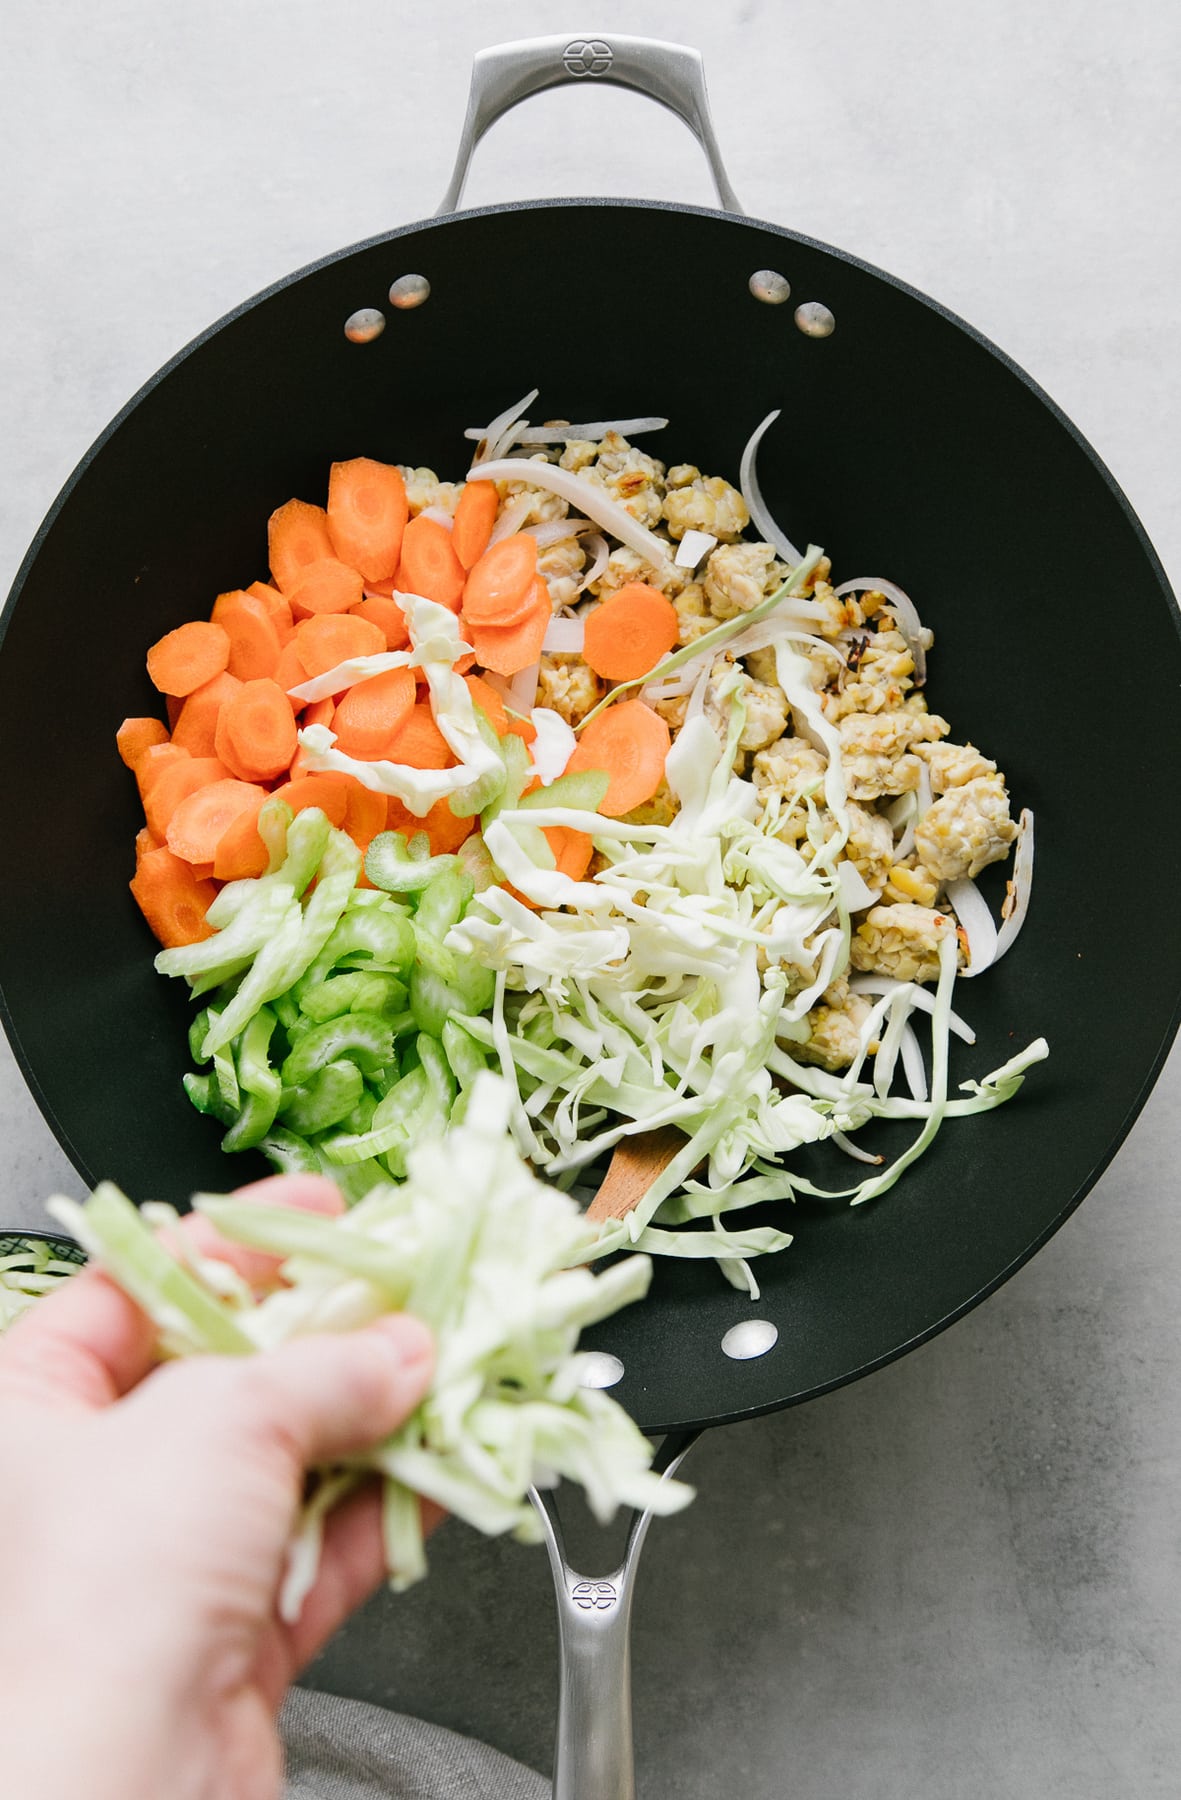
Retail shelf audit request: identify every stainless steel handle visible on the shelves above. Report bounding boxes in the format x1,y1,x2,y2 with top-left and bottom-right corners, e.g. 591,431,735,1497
531,1431,701,1800
436,35,742,217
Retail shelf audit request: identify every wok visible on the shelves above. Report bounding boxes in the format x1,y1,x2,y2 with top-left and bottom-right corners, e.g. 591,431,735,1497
1,32,1179,1795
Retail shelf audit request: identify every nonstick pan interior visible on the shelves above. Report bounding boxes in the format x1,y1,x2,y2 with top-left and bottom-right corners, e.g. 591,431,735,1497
2,199,1178,1433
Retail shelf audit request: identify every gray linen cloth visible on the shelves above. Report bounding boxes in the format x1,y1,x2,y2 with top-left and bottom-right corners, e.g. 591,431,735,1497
281,1686,549,1799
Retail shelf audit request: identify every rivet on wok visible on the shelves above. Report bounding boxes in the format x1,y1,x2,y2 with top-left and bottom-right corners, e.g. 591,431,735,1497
344,308,386,344
389,273,431,309
579,1351,625,1389
795,301,835,338
721,1319,779,1360
749,269,791,305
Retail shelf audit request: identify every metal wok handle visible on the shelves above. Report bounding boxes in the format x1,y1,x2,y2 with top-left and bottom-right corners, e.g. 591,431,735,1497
436,34,743,217
530,1430,701,1800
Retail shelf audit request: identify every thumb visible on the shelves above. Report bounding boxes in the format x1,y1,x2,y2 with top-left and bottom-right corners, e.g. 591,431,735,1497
162,1315,435,1472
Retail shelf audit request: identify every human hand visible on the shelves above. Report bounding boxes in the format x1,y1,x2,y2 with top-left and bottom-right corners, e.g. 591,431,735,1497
0,1175,436,1800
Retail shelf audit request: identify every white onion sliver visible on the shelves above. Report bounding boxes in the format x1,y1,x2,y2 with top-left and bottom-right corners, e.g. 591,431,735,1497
468,457,672,568
487,492,537,547
675,529,718,569
836,858,879,914
417,505,454,527
576,532,609,594
894,763,932,862
541,617,586,654
834,576,928,685
467,388,539,464
995,809,1035,960
507,660,541,716
463,416,669,445
945,876,998,979
738,411,804,567
899,1023,929,1101
685,663,711,724
524,517,597,548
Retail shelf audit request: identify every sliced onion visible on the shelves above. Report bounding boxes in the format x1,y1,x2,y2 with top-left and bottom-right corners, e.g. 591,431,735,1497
894,763,932,861
524,517,596,548
417,505,454,528
468,457,672,568
945,875,998,979
508,660,541,715
675,529,718,569
468,388,539,465
836,858,879,914
685,663,711,724
542,616,586,654
464,416,669,445
487,492,538,546
576,531,610,594
738,411,804,567
834,576,928,686
994,808,1034,961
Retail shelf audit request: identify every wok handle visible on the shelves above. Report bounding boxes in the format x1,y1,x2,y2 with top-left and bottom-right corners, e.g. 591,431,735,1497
436,35,743,217
531,1430,700,1800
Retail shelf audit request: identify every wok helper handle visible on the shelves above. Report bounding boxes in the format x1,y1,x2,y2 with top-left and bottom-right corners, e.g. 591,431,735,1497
531,1431,700,1800
437,35,742,217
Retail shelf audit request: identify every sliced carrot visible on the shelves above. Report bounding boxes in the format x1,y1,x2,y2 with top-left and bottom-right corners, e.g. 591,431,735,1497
581,583,679,682
146,619,231,697
566,699,670,817
270,773,350,830
332,667,416,759
327,459,408,581
135,825,162,865
505,824,594,910
273,637,310,712
286,698,336,779
165,778,267,867
505,712,538,745
117,716,170,773
467,577,551,676
363,575,399,598
211,589,283,682
211,806,270,882
350,593,409,650
286,557,365,618
294,612,386,679
397,515,465,611
165,695,184,730
268,499,335,594
379,702,453,769
464,673,509,736
386,796,475,856
130,847,218,948
248,580,295,643
135,741,191,812
216,679,298,782
143,755,231,841
170,670,242,758
462,533,538,627
451,481,500,570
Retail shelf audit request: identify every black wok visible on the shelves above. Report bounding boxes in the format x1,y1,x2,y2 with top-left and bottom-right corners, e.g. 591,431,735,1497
1,33,1179,1454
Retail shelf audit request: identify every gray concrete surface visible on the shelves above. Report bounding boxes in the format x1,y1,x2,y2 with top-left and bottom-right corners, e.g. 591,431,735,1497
2,2,1180,1793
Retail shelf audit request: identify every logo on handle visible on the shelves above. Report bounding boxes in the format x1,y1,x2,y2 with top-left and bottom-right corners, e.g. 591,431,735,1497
562,39,613,78
571,1579,618,1610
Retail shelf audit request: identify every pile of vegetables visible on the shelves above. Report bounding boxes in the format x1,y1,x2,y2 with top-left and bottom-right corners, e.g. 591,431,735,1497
48,1076,693,1610
0,1237,81,1330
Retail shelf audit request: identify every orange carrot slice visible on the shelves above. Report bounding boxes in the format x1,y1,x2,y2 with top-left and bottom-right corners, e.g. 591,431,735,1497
327,459,408,581
273,637,309,712
248,580,295,643
130,847,218,947
462,533,538,626
286,557,365,618
451,481,500,570
211,808,270,882
350,593,409,650
386,796,475,856
135,825,162,865
379,703,453,769
268,499,335,594
171,670,243,758
464,673,509,736
146,620,231,698
270,773,351,830
566,699,670,817
143,755,231,841
116,716,170,773
397,515,465,611
216,679,298,782
333,667,416,759
467,577,551,676
294,612,386,679
211,589,283,681
581,583,679,682
165,778,267,866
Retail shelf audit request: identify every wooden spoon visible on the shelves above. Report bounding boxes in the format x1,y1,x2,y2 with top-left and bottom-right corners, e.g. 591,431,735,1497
585,1124,685,1224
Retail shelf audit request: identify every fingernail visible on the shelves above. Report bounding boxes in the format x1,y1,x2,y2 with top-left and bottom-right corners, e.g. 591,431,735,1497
368,1313,434,1374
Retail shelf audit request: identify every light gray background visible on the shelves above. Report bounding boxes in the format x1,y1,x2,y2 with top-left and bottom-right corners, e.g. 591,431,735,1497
2,3,1179,1794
